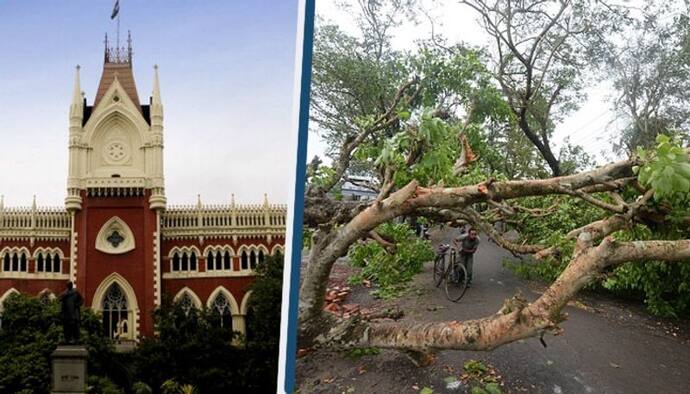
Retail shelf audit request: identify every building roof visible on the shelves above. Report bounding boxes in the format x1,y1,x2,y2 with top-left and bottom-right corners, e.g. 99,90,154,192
92,32,142,114
93,62,142,112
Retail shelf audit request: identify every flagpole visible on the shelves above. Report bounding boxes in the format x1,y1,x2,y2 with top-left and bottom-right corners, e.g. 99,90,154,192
117,5,120,50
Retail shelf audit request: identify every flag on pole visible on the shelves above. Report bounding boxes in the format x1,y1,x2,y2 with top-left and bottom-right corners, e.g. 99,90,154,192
111,0,120,20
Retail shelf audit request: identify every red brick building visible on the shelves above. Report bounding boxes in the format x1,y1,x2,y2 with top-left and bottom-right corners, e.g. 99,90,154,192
0,36,286,343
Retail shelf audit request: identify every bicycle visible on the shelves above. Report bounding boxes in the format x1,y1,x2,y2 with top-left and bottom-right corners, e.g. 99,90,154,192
432,245,469,302
433,243,450,287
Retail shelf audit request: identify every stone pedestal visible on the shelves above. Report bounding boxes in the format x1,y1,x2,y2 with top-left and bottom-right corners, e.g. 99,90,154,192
51,345,88,394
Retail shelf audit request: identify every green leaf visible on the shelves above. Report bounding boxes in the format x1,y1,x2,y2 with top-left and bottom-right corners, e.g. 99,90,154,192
484,382,503,394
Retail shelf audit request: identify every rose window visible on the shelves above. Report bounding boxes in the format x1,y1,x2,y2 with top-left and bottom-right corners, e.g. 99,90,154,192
107,142,127,161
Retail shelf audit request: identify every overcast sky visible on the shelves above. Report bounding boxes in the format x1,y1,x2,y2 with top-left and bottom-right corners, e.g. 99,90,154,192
0,1,299,207
308,0,631,166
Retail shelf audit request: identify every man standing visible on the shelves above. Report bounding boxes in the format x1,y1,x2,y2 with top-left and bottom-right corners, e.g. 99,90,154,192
58,281,83,344
454,227,480,285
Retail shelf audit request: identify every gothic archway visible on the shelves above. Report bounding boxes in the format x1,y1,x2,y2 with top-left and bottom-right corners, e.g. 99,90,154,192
210,292,233,331
92,273,139,340
102,283,129,340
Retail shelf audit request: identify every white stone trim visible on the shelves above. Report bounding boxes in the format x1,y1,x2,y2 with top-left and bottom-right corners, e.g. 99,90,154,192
95,216,136,255
167,246,201,273
0,288,20,309
202,244,236,257
72,232,79,285
162,270,255,279
0,246,30,256
173,287,203,309
0,272,70,280
206,286,240,316
154,211,161,307
32,247,66,274
237,244,268,272
0,247,30,273
240,290,253,315
202,244,236,272
270,244,285,256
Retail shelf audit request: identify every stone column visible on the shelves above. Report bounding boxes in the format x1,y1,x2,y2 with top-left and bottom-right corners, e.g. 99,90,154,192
51,345,88,394
232,314,246,346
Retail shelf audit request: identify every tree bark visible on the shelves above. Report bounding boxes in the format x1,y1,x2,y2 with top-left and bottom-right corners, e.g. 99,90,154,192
299,157,639,343
314,236,690,352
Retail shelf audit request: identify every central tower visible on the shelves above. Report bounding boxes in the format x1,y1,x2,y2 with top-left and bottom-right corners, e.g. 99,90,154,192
66,33,165,209
65,33,166,339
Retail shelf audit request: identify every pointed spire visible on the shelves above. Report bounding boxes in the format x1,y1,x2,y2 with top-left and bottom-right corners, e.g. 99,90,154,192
231,193,236,207
70,65,84,120
152,65,161,105
0,195,4,211
104,33,109,62
127,31,133,63
32,195,37,210
72,65,82,103
263,193,269,207
197,194,202,209
151,64,164,123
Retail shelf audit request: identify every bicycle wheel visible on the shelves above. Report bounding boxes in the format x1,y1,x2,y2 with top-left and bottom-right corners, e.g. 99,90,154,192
433,254,446,287
444,261,469,302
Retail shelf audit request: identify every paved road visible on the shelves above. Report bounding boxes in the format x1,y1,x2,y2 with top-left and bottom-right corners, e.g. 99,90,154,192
296,228,690,393
420,228,690,393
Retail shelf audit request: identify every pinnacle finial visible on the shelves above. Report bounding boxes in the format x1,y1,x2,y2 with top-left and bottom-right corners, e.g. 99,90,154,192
127,30,133,62
32,195,37,210
231,193,235,206
197,194,202,208
71,65,83,111
152,64,162,105
263,193,269,207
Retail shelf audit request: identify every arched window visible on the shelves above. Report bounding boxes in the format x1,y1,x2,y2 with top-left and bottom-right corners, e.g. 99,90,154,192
171,249,198,272
36,251,61,274
37,253,45,272
211,292,233,330
241,251,248,270
250,251,257,270
178,292,195,315
4,252,29,273
172,253,180,271
181,253,189,271
259,250,265,264
207,251,214,271
102,283,129,340
190,252,197,271
223,251,231,270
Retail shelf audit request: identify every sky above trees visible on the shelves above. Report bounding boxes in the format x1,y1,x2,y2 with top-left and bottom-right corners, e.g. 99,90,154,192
307,0,677,166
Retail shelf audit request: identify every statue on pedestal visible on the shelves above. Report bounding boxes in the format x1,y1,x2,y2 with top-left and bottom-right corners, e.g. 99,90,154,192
58,281,83,345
